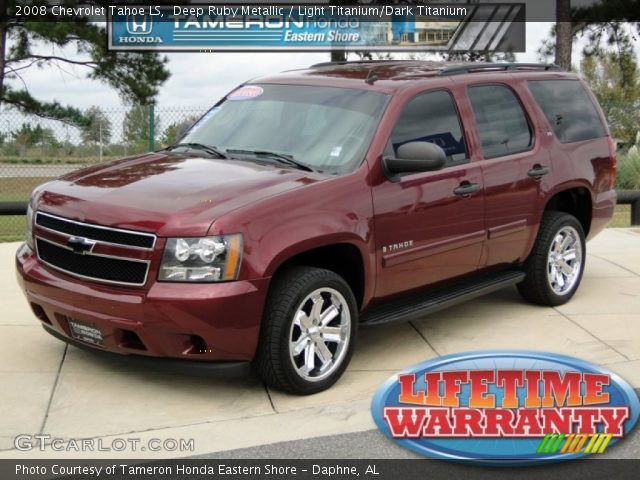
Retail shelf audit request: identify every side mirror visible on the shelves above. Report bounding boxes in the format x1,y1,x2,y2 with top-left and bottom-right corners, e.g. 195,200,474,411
383,142,446,178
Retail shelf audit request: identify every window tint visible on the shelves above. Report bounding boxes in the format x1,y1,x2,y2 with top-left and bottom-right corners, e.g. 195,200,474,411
389,90,467,164
468,85,532,158
528,80,606,143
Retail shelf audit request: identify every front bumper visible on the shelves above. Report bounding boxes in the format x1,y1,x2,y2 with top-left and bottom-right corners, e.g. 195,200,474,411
16,243,270,365
42,324,250,376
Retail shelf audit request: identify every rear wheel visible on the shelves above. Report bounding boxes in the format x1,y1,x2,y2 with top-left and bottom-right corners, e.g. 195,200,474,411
255,266,357,394
517,211,586,306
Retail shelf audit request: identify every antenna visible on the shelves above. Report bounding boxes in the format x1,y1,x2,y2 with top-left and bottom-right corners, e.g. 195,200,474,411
365,69,378,85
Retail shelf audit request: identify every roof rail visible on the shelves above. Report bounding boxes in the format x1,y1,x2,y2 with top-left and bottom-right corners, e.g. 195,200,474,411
309,59,411,68
439,63,561,76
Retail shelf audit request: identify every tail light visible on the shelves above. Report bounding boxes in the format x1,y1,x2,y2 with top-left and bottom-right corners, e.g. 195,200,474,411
607,136,617,190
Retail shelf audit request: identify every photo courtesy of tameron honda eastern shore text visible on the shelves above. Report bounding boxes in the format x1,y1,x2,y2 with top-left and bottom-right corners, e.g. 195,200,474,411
16,61,616,394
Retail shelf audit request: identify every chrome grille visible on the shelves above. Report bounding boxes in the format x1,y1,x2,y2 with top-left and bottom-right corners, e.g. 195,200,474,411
36,212,155,249
34,212,155,286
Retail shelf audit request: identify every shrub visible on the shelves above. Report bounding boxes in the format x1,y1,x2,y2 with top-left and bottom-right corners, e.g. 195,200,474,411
616,139,640,191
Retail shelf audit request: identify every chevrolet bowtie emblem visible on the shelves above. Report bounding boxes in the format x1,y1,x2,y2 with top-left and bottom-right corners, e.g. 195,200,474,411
67,236,96,255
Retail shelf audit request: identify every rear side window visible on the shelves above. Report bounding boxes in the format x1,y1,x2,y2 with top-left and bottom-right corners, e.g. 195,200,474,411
468,84,533,158
528,80,607,143
388,90,467,165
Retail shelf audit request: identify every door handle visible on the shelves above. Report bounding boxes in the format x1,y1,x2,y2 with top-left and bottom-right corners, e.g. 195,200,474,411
528,165,550,178
453,182,481,197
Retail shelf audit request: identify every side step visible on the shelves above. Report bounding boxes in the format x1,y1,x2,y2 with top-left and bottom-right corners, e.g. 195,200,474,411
360,270,525,326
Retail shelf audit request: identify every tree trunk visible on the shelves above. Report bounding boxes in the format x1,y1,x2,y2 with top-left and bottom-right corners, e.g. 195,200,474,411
555,0,573,70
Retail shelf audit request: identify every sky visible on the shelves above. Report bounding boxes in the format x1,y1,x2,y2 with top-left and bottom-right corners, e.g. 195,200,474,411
5,22,556,111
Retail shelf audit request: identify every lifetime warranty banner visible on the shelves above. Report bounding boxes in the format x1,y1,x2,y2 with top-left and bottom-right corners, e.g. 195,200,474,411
107,3,526,52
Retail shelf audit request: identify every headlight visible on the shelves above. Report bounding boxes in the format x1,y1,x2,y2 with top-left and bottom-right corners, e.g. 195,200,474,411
158,234,243,282
25,204,34,250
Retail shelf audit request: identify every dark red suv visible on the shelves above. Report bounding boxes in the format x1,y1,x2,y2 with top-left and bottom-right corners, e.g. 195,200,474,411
16,61,616,394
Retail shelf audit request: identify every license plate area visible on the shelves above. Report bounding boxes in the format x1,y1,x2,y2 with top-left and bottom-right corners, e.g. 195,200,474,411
67,318,104,346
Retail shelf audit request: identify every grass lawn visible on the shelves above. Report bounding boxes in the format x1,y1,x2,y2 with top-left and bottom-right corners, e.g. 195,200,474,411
0,177,50,202
0,216,26,242
0,177,50,242
610,205,631,228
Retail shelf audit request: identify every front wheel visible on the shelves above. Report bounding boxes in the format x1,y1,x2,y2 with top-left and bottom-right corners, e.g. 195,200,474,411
255,267,357,394
517,211,586,306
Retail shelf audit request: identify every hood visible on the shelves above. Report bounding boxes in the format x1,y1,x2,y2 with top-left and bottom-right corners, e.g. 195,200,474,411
35,152,324,237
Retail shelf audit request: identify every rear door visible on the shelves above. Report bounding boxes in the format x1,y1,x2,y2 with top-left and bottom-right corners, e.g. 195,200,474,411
461,81,551,268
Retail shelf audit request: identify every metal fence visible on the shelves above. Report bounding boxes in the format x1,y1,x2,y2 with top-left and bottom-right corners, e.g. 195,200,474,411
0,105,206,241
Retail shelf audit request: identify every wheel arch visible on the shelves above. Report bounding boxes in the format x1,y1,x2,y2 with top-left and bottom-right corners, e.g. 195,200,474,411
543,186,593,237
265,240,369,310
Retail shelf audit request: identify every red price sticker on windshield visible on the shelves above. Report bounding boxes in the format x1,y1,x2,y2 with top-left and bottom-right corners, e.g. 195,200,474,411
228,86,264,100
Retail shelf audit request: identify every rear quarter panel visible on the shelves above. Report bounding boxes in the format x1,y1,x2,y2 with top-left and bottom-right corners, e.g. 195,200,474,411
521,74,615,241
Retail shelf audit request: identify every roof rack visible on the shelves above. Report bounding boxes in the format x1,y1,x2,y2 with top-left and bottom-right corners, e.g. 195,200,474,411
439,63,561,76
309,60,411,69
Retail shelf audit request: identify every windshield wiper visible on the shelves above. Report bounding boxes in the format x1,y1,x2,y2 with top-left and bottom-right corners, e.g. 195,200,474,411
167,143,228,159
226,149,314,172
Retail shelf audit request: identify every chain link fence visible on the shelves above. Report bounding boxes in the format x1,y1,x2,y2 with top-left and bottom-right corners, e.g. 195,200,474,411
0,105,207,241
2,104,637,242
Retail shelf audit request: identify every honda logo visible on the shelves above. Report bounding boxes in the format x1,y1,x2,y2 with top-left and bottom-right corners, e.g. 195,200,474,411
126,15,153,35
67,237,96,255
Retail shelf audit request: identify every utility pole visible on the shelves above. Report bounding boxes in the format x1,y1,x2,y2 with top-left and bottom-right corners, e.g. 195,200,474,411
148,103,155,152
98,120,103,162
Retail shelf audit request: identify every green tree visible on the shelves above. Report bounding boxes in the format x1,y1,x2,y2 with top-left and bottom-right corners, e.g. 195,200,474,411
123,105,160,152
0,1,170,123
582,46,640,142
161,115,199,146
81,106,112,145
11,122,57,154
538,1,640,70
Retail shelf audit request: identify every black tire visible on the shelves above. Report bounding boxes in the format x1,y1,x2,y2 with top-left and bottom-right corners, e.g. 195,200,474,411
517,211,586,306
254,266,358,395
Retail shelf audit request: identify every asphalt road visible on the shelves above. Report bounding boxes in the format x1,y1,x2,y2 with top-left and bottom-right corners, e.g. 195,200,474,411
199,425,640,460
200,390,640,461
195,426,640,480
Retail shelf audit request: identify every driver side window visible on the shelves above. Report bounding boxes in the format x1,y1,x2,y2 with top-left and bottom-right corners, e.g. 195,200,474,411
387,90,468,166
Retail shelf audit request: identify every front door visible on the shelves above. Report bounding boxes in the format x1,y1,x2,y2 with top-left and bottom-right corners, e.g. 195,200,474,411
372,89,485,298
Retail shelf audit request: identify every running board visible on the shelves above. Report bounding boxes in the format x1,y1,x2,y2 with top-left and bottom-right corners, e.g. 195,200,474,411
360,270,526,326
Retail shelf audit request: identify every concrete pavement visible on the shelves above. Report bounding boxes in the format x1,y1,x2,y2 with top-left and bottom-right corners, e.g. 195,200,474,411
0,228,639,459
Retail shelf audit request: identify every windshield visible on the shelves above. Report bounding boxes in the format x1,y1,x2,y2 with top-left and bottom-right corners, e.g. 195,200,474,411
179,84,389,174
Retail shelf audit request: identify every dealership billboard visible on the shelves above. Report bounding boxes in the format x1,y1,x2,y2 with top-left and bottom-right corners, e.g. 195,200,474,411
108,3,526,52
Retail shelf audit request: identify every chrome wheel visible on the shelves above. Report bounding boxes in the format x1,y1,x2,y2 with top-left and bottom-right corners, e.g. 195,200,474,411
547,226,583,295
288,288,351,383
